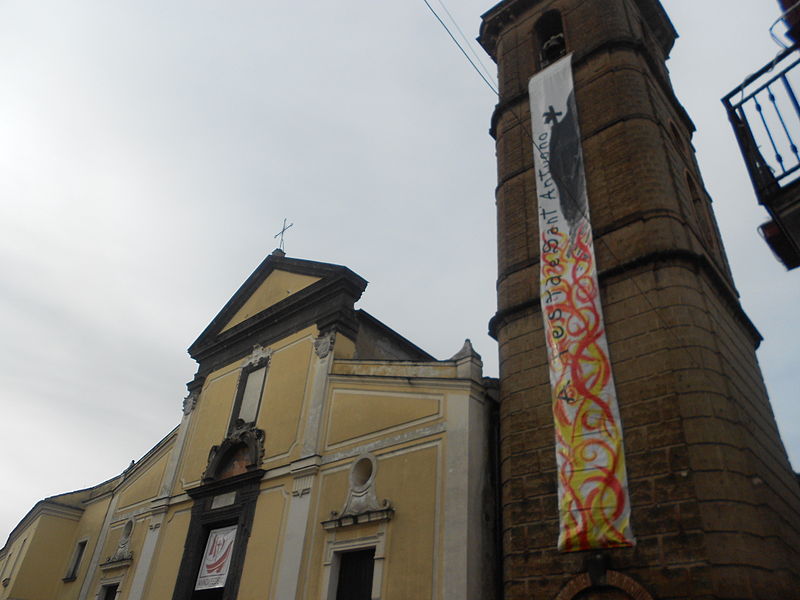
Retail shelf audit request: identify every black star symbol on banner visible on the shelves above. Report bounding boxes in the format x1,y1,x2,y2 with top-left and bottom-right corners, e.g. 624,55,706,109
543,105,562,125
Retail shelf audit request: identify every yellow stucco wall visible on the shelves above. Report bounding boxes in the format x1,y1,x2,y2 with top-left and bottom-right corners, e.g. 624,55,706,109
0,520,37,600
175,326,318,491
10,514,78,600
260,331,315,462
221,270,320,332
95,521,122,570
333,334,356,359
175,365,239,492
56,495,112,600
379,445,439,600
237,485,288,598
325,389,442,448
141,506,192,600
306,442,441,600
117,450,170,510
303,466,346,600
81,513,148,600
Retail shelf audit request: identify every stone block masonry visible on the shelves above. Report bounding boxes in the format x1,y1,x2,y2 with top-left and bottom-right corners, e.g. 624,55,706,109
480,0,800,598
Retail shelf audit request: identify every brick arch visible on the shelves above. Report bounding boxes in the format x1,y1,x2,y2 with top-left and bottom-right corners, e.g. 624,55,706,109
554,571,654,600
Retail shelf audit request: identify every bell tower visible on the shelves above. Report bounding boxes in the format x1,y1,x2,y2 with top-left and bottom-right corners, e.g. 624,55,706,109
478,0,800,598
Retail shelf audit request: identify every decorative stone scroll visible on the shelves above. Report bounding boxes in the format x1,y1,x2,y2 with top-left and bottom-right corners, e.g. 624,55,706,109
244,344,273,368
321,454,393,530
202,421,265,483
100,519,134,569
182,390,199,415
313,331,336,359
292,467,317,497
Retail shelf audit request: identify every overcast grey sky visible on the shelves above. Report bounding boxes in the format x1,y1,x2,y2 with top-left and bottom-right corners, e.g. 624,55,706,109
1,1,797,542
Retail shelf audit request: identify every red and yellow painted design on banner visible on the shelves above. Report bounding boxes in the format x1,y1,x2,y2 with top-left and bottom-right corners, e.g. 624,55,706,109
528,54,634,551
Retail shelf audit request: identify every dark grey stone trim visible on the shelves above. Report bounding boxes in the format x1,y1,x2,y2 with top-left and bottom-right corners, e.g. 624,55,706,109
190,254,366,355
321,507,394,530
225,359,268,435
171,470,264,600
355,310,435,361
188,256,367,377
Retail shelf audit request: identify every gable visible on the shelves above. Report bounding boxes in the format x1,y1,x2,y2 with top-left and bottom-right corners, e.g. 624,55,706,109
221,270,320,333
189,252,368,372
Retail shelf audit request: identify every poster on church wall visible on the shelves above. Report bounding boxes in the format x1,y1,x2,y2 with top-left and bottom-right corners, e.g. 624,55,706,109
195,525,237,590
528,54,635,552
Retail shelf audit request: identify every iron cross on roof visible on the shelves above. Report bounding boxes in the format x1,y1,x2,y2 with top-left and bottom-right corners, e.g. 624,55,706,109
274,218,294,252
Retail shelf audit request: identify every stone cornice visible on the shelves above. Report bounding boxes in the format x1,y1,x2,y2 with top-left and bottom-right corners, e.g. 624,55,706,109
1,500,84,551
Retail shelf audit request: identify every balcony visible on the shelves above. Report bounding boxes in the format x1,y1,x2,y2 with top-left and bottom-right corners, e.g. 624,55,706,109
723,43,800,269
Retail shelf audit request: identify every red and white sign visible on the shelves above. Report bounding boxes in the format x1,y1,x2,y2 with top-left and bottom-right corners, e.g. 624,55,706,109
195,525,237,590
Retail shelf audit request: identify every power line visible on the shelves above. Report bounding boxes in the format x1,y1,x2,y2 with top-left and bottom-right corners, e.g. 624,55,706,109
422,0,498,95
434,0,496,85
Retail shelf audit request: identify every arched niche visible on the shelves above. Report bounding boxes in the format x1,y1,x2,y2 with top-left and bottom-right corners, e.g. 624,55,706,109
535,10,567,68
202,423,265,483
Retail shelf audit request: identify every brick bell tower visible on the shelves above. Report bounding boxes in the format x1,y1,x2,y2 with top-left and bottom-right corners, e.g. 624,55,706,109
478,1,800,599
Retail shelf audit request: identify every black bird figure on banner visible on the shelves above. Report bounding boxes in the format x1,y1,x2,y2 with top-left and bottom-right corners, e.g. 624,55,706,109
548,90,588,250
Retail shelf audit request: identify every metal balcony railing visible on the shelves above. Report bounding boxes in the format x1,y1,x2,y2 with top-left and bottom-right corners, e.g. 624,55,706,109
723,43,800,269
723,43,800,202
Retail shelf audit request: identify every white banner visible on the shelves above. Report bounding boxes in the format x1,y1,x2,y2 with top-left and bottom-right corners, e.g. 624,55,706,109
195,525,237,590
528,54,634,551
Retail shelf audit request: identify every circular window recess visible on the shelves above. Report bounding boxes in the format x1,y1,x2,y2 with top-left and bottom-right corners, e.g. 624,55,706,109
350,455,376,491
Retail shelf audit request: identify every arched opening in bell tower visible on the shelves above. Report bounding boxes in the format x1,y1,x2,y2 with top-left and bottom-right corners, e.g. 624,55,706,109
535,10,566,68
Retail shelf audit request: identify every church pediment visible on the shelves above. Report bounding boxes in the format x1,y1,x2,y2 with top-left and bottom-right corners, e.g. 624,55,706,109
220,270,320,333
188,250,368,372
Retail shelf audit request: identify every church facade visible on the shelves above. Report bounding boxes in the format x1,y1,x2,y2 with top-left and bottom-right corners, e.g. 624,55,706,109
0,252,497,600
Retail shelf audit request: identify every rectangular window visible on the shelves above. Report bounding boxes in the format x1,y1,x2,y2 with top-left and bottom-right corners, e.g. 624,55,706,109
100,583,119,600
63,540,87,581
335,548,375,600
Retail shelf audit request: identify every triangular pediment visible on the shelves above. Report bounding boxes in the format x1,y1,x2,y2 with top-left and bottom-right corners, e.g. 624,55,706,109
188,251,368,368
221,270,320,332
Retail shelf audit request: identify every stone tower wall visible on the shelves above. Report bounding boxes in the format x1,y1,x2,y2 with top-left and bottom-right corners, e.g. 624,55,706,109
479,0,800,598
